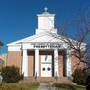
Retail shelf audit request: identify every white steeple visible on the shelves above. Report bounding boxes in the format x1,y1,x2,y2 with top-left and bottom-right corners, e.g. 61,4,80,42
35,7,57,34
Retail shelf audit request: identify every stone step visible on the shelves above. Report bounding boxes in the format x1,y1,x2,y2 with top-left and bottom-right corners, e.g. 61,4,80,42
19,77,35,83
38,77,56,83
57,77,72,83
19,77,72,83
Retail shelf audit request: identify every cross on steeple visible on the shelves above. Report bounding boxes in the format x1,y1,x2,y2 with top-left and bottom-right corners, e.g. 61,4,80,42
44,7,48,12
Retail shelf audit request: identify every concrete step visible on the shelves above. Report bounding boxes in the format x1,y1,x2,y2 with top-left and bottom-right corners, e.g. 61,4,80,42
38,77,56,83
19,77,35,83
57,77,72,83
19,77,72,83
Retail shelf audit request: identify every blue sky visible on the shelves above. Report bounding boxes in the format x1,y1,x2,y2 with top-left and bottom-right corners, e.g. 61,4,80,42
0,0,90,53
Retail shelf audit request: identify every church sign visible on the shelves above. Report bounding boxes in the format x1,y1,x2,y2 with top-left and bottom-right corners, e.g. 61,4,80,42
31,42,61,49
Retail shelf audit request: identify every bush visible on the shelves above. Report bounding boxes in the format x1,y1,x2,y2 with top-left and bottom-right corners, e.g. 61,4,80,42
1,65,21,83
72,68,90,85
54,83,86,90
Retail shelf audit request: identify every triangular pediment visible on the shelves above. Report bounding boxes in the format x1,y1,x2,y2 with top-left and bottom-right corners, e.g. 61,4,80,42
7,32,86,51
7,32,64,46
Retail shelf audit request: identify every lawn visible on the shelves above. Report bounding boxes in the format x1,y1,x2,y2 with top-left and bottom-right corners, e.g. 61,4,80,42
0,83,39,90
54,83,86,90
0,83,86,90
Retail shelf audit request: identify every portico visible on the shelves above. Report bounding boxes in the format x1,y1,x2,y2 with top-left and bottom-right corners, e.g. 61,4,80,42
21,45,71,78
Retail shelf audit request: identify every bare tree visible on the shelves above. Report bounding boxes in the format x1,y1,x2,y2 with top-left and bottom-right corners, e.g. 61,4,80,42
50,8,90,70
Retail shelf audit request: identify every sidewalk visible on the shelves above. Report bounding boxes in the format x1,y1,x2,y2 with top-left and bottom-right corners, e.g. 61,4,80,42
37,82,56,90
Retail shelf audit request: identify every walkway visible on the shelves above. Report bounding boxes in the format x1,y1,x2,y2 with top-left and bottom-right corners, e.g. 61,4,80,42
37,82,56,90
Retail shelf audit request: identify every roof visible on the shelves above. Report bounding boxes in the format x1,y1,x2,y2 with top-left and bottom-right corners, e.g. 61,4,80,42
42,11,50,14
42,7,50,15
7,32,63,45
7,31,86,51
37,7,55,17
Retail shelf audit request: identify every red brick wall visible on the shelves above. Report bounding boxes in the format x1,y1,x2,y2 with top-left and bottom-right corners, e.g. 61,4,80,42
7,50,85,78
7,51,22,73
58,53,64,77
28,51,35,77
58,51,66,77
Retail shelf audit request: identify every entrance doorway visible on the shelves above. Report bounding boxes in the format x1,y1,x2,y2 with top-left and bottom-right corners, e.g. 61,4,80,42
41,55,52,77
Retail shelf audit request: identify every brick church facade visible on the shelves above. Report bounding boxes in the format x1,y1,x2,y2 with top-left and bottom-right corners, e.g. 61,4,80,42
7,8,85,83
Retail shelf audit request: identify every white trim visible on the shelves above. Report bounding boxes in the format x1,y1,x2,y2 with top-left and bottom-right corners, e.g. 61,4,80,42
8,46,21,51
37,14,55,17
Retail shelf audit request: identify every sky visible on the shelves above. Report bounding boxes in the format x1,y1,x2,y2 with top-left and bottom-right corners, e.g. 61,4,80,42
0,0,90,54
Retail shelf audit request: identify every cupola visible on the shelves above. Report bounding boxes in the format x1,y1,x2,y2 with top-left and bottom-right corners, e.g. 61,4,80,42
36,7,57,34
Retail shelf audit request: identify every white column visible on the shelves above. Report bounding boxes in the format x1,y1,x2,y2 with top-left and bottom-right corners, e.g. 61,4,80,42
54,49,59,77
66,49,72,77
22,49,28,77
35,49,39,77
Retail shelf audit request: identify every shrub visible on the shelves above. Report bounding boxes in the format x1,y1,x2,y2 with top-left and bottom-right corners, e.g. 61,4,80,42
1,65,21,83
72,68,90,85
54,83,86,90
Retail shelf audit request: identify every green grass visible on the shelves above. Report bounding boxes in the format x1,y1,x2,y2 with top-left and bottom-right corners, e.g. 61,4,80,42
54,83,86,90
0,83,86,90
0,83,39,90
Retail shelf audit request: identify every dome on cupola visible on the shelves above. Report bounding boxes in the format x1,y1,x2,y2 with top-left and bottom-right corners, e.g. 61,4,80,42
42,7,50,14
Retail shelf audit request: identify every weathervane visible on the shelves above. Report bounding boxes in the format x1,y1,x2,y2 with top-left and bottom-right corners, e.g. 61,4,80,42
44,7,48,12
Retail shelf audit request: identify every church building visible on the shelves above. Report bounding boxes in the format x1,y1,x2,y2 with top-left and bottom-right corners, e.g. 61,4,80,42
7,8,85,83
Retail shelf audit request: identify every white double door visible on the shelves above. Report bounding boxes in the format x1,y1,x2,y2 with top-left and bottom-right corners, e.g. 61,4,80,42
41,55,52,77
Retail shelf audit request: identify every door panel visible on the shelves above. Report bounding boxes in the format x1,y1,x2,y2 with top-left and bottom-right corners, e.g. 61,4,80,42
41,55,52,77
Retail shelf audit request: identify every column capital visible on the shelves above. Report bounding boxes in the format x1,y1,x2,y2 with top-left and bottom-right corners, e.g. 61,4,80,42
22,43,28,50
54,48,58,50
